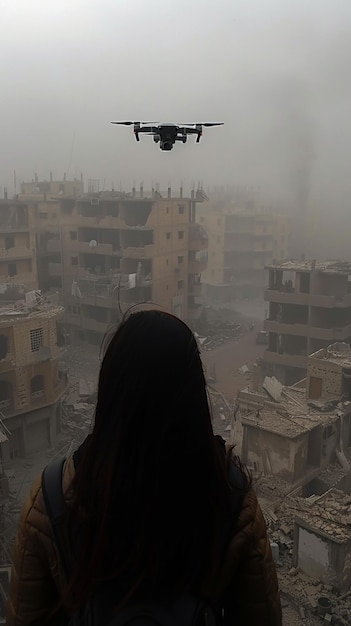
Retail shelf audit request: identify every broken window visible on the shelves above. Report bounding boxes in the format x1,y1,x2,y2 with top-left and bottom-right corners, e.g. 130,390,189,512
71,257,78,266
178,256,184,264
122,201,152,227
7,263,17,277
299,273,310,294
30,375,44,397
0,335,8,360
5,236,14,250
166,233,171,240
178,280,184,290
178,231,184,239
30,328,43,352
70,231,78,240
309,376,322,400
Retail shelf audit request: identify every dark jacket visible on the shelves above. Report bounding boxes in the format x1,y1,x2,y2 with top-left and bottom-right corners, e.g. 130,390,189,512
6,455,282,626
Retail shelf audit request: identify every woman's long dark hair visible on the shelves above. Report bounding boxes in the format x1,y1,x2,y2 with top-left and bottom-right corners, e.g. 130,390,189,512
63,310,248,610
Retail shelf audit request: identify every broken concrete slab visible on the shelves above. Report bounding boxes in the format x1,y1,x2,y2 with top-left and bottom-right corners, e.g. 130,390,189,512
262,375,283,402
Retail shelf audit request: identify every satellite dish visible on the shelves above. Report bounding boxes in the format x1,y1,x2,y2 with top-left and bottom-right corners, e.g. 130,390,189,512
89,240,97,248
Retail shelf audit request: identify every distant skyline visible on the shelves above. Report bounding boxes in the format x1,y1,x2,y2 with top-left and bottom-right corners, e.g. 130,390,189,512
1,0,351,219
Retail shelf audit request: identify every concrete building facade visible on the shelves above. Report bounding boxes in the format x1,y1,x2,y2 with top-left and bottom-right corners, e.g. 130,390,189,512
197,203,293,304
32,188,208,343
235,343,351,487
0,303,68,460
294,489,351,594
0,200,38,291
263,260,351,385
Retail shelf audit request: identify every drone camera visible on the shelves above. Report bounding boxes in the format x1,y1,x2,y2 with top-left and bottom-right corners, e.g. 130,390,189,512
162,142,173,151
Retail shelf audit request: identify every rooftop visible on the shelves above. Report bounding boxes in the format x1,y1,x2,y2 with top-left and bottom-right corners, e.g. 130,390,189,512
239,375,351,438
0,303,64,325
310,342,351,368
295,489,351,543
265,259,351,275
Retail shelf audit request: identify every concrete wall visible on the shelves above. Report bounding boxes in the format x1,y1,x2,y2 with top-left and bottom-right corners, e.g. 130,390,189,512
243,425,308,482
307,357,342,399
295,521,351,593
2,399,62,461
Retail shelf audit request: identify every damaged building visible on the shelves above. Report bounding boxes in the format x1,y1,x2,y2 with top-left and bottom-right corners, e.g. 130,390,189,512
293,488,351,594
0,300,68,460
0,199,38,291
31,186,208,343
264,260,351,385
235,342,351,489
196,198,293,304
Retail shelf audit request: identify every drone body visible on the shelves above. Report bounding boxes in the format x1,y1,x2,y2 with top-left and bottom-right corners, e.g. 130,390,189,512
111,121,223,150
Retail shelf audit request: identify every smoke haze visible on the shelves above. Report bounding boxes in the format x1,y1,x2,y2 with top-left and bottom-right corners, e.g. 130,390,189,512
1,0,351,255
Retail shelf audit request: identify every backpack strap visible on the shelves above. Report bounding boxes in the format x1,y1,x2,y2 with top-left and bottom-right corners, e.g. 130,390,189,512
41,457,70,580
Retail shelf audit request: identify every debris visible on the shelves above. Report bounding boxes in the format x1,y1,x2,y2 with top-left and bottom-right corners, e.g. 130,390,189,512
239,365,249,375
263,375,283,402
336,449,351,471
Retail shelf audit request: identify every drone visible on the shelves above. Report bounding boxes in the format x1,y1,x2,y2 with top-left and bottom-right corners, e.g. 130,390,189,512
111,121,224,151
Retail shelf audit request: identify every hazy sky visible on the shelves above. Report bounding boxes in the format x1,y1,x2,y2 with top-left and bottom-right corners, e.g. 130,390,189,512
1,0,351,218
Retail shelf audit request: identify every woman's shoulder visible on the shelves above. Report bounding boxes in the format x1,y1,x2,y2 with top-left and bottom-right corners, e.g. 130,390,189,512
19,456,75,538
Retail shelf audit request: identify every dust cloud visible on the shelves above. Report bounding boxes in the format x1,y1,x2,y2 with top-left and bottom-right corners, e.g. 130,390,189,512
0,1,351,257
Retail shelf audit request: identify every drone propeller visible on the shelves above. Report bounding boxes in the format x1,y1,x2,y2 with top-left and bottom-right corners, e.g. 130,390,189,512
203,122,224,127
182,122,224,127
111,121,157,125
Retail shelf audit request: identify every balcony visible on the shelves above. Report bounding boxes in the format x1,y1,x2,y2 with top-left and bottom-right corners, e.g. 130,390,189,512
77,214,122,229
5,273,36,287
0,247,32,260
263,350,307,369
189,224,208,251
71,241,121,255
123,245,154,259
264,288,351,309
264,319,351,341
189,259,207,274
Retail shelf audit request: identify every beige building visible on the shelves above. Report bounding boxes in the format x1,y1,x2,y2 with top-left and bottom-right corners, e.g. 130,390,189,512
235,342,351,488
0,301,68,460
197,204,293,303
0,200,38,291
264,260,351,385
20,175,84,199
32,188,208,343
272,213,293,263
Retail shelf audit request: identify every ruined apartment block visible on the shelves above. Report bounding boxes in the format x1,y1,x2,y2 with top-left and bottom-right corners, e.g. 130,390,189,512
197,202,293,304
0,302,68,460
293,489,351,594
0,199,38,291
235,342,351,489
264,260,351,385
33,187,208,343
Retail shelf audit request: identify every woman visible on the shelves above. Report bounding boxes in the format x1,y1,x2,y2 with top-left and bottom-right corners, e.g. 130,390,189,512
7,309,282,625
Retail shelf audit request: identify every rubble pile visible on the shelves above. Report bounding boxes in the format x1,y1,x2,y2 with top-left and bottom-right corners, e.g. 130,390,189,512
197,321,245,351
208,387,233,438
253,477,351,625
